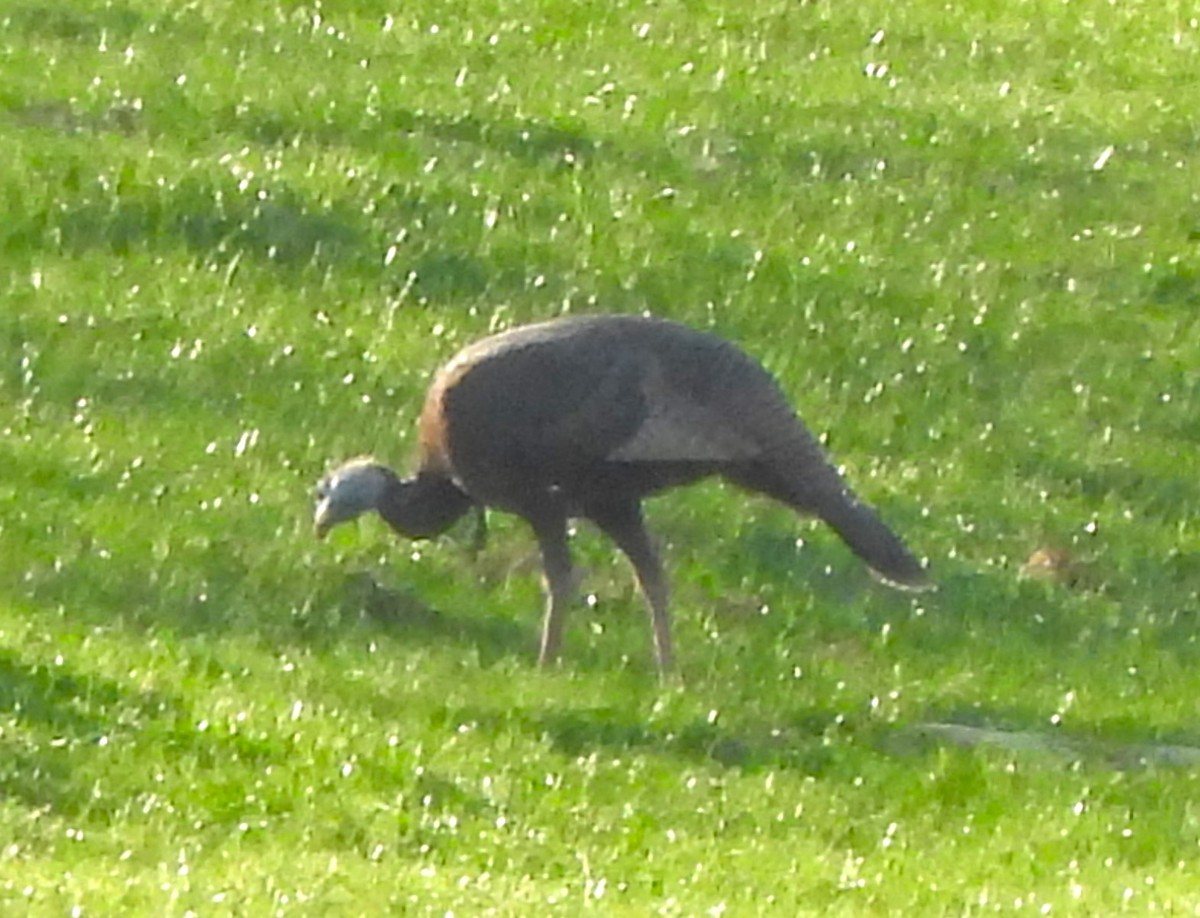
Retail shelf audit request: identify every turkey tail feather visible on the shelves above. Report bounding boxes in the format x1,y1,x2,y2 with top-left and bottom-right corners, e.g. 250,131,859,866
813,489,929,590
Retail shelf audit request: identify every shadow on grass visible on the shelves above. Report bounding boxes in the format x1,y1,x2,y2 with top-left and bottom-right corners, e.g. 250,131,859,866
0,536,537,671
13,174,365,271
289,569,536,666
4,155,547,305
0,631,495,836
0,646,169,741
237,106,599,170
2,2,144,44
455,702,851,777
0,641,279,817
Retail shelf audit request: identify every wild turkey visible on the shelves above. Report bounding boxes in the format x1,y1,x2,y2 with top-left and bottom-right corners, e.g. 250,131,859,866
313,314,928,675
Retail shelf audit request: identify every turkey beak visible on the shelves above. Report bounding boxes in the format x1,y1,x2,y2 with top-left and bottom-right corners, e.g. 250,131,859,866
313,498,334,539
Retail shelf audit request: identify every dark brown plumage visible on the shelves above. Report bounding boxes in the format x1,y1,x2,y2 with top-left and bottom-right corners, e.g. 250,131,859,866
314,314,928,675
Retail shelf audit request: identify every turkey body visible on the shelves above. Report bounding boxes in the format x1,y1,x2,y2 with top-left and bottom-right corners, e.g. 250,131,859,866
327,314,927,676
421,316,756,510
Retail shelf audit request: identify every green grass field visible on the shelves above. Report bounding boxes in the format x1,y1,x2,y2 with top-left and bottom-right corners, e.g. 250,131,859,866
2,0,1200,912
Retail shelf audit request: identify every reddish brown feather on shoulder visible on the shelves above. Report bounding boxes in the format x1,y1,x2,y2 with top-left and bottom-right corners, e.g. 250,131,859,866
417,355,475,477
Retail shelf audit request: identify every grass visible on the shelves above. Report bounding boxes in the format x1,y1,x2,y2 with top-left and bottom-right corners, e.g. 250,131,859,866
2,0,1200,912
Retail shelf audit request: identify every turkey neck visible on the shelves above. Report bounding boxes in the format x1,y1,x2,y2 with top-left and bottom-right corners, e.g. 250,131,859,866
379,472,474,539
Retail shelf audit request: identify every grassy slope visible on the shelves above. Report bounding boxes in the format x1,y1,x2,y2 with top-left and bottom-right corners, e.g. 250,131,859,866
1,0,1199,913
